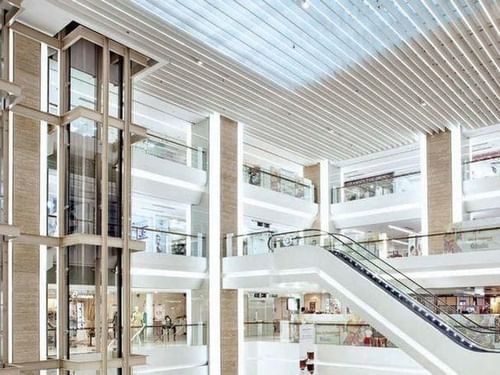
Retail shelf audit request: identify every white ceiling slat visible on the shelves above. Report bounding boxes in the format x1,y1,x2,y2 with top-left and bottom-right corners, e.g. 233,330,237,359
218,0,424,136
80,0,405,153
360,0,484,129
447,0,500,100
418,0,499,124
153,0,407,146
140,75,350,160
144,71,354,159
45,0,500,163
151,65,379,155
348,0,486,129
258,0,440,134
393,0,494,127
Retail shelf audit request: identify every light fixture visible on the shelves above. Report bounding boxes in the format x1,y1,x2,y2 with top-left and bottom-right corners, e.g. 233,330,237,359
196,59,203,66
388,224,415,235
301,0,311,9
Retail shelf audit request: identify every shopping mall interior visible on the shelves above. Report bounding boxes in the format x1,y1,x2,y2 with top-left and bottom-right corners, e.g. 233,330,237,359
0,0,499,374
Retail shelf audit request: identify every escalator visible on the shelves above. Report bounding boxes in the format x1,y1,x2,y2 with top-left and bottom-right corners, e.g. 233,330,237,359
267,230,500,375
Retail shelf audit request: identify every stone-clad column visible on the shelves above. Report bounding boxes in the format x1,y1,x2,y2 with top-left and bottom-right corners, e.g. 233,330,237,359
425,131,453,254
304,160,330,232
219,116,240,374
11,33,41,363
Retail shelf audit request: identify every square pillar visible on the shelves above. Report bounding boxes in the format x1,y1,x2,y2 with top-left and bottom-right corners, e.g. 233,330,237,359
425,131,453,254
11,33,41,363
208,114,242,375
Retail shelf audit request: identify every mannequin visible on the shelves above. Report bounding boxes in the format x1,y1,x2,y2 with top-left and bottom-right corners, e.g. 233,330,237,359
131,306,143,327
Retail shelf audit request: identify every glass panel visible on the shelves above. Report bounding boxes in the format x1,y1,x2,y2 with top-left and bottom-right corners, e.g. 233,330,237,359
109,52,123,119
133,136,207,170
332,172,420,203
130,226,205,257
67,118,99,235
46,247,58,358
107,247,122,359
108,128,122,237
69,39,102,111
48,47,59,115
47,125,58,236
242,165,313,201
463,156,500,180
67,245,99,358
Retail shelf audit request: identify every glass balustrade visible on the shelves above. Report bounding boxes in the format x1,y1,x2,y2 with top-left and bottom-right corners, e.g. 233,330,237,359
267,230,500,352
131,226,205,257
133,136,207,171
463,155,500,181
243,165,314,202
331,172,420,203
225,231,274,257
349,226,500,258
244,321,394,347
130,322,207,350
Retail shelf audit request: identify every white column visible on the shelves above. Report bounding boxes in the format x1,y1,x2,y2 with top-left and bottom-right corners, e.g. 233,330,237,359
451,125,463,224
419,134,429,256
208,112,221,375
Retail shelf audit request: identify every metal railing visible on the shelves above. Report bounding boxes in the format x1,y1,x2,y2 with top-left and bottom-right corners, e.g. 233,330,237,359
131,226,205,257
130,323,207,348
243,165,314,202
331,171,420,203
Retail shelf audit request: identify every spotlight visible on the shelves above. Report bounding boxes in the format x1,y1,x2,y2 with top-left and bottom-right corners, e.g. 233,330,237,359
301,0,311,9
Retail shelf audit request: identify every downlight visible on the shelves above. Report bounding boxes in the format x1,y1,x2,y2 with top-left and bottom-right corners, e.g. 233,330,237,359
301,0,311,9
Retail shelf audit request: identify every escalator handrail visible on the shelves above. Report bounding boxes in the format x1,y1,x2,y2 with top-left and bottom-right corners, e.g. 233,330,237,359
329,232,497,335
268,229,497,334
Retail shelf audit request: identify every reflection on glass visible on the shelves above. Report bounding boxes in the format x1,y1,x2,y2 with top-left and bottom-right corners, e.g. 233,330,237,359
69,39,102,111
109,52,124,119
463,156,500,180
67,118,98,235
48,47,59,115
133,137,207,170
66,245,122,359
67,245,98,358
47,125,58,236
243,165,313,201
46,247,57,358
108,128,122,237
131,226,205,257
332,172,420,203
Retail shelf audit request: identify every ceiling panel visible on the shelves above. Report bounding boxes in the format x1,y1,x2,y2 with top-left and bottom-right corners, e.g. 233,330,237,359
46,0,500,163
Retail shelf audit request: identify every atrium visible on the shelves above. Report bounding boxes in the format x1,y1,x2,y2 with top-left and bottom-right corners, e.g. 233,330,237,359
0,0,499,374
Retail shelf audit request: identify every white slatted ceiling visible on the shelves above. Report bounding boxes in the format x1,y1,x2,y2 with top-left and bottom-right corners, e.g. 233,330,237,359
48,0,500,163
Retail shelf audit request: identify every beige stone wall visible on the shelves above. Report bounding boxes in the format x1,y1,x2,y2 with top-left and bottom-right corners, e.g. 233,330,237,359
426,131,452,254
219,116,239,375
12,33,41,363
304,164,320,229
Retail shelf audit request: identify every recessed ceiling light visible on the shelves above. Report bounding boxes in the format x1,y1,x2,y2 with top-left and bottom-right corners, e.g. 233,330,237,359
196,59,203,66
419,99,427,107
301,0,311,9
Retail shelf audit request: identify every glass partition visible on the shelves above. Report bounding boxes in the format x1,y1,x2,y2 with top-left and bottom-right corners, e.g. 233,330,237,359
133,136,207,170
131,226,205,257
131,322,207,350
69,39,102,111
46,247,58,358
244,321,394,347
65,245,122,359
243,165,313,201
332,172,420,203
463,156,500,180
225,231,274,257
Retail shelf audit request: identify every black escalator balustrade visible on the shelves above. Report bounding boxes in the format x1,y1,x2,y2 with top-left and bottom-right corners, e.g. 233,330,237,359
268,229,500,353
